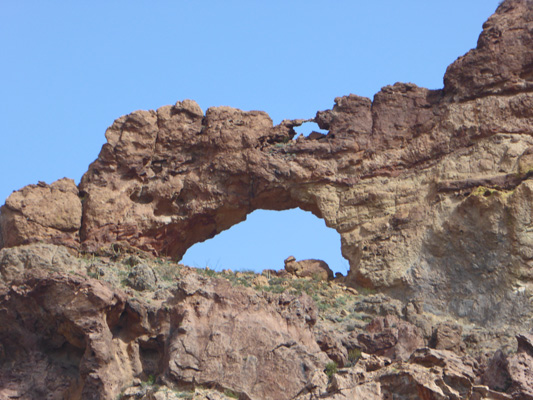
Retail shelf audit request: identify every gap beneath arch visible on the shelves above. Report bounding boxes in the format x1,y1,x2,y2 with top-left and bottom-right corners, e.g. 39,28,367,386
180,208,348,275
293,121,328,138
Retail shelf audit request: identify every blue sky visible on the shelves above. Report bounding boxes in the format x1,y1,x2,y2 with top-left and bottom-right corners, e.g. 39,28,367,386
1,1,500,273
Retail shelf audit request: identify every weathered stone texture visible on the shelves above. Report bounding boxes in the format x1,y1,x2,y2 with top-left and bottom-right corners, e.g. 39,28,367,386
0,178,81,250
0,0,532,345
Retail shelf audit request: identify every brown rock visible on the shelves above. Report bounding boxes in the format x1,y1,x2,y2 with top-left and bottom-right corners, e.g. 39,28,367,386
357,315,425,361
444,0,533,100
483,334,533,399
430,322,464,353
483,350,513,393
0,247,333,400
68,0,533,330
165,272,328,400
302,347,484,400
284,256,333,281
0,178,81,250
1,0,533,334
0,271,127,399
316,331,348,367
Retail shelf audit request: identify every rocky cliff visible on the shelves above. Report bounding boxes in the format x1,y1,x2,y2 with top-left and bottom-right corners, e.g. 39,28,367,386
1,0,533,399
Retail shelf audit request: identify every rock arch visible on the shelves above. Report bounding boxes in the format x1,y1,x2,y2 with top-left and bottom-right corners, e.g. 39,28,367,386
181,208,346,273
3,1,533,326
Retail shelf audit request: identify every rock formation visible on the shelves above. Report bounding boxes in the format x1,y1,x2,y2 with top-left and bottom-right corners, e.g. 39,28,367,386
1,0,533,399
0,244,327,399
3,0,531,329
284,257,333,281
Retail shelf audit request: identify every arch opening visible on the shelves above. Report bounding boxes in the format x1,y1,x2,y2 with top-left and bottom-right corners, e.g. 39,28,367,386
293,121,328,138
180,208,348,275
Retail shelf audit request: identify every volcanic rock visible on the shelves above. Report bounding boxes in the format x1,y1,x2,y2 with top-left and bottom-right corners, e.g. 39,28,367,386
0,1,533,331
483,334,533,399
0,178,81,250
0,0,518,329
430,322,465,354
1,2,533,399
164,272,328,400
0,244,329,400
126,263,158,291
299,347,497,400
357,315,425,361
284,256,334,281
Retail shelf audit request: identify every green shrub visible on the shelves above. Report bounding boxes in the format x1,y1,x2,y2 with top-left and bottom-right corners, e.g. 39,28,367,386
347,348,361,367
325,362,338,380
224,389,239,398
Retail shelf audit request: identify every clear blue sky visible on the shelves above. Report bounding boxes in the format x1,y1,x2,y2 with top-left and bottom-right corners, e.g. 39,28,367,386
1,1,500,273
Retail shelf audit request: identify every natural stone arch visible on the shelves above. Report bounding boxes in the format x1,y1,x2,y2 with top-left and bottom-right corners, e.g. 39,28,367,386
3,2,533,328
77,92,439,292
78,101,339,261
180,208,347,274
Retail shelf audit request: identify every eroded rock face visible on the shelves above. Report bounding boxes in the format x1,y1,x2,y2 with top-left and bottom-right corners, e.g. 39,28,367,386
1,0,533,331
297,347,508,400
2,243,533,400
0,262,127,398
164,272,328,400
0,178,81,250
74,0,533,328
357,315,425,361
483,334,533,398
443,0,533,100
0,244,328,400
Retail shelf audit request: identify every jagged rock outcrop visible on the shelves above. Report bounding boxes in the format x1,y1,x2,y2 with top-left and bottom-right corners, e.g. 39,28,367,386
482,334,533,398
4,243,533,400
356,315,425,361
60,0,533,329
2,3,533,330
2,1,533,399
0,244,328,400
443,0,533,100
0,178,81,250
296,346,514,400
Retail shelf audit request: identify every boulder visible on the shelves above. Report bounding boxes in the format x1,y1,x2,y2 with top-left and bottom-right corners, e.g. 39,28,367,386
430,322,465,354
483,334,533,398
284,256,333,281
356,315,425,361
0,178,81,250
126,263,158,291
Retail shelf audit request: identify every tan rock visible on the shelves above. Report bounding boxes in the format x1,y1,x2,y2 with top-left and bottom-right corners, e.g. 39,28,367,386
0,178,81,249
252,274,269,287
67,1,533,330
300,347,482,400
166,273,328,400
284,257,334,281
